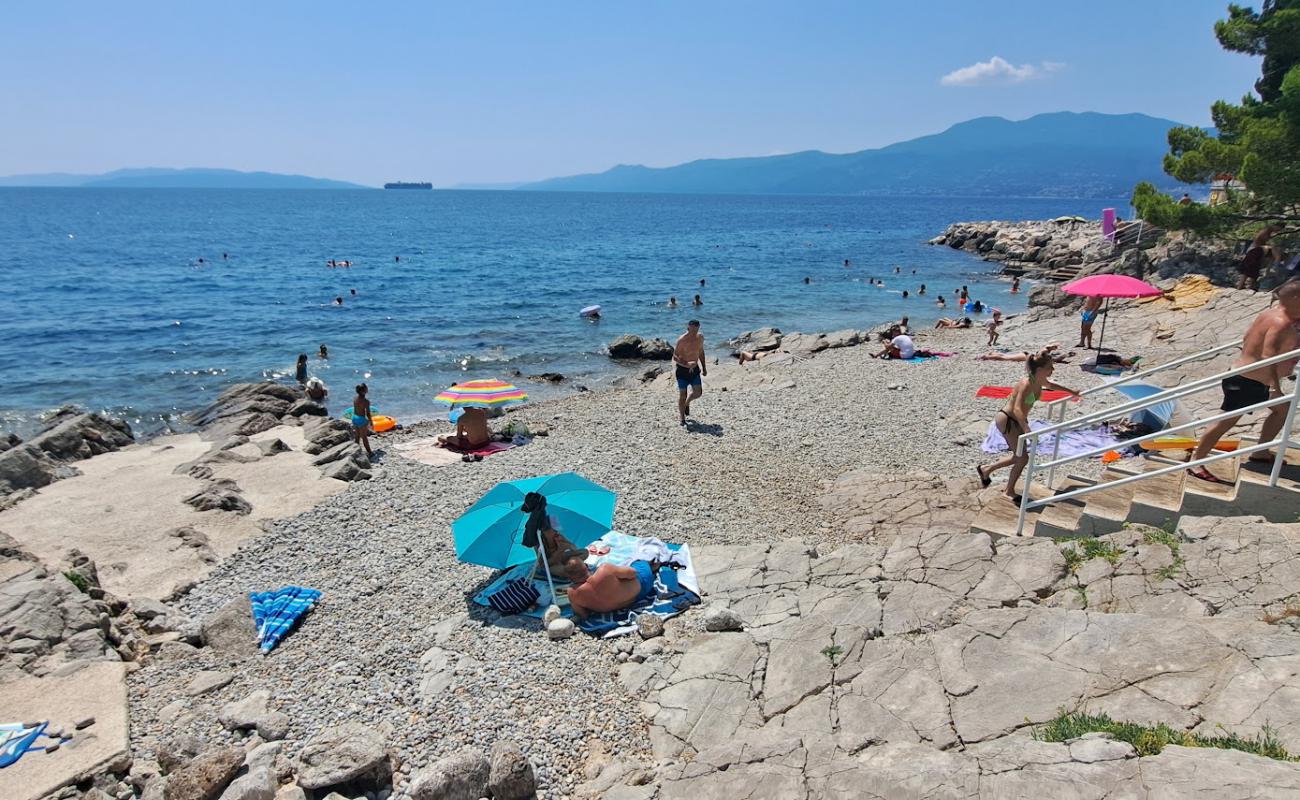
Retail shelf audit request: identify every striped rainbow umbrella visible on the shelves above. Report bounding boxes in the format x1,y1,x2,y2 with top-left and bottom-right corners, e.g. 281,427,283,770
434,379,528,409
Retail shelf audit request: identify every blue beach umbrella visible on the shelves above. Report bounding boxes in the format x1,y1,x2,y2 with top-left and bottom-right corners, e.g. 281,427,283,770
1107,381,1178,429
249,586,322,654
453,472,616,571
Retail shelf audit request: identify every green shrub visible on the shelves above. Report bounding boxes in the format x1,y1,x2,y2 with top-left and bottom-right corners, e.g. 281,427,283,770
1034,709,1296,761
63,571,89,593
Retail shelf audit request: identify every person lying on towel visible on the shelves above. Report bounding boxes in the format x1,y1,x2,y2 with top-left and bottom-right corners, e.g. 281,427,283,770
438,407,491,451
538,527,583,575
563,558,659,619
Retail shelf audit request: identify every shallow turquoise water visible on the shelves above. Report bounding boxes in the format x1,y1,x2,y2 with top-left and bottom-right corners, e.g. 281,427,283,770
0,189,1125,435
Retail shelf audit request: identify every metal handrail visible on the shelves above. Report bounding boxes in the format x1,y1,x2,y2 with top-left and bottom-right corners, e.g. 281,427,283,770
1023,345,1300,442
1010,348,1300,537
1043,338,1244,405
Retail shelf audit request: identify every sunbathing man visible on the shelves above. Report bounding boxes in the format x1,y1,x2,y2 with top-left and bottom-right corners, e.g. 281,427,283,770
564,558,659,620
439,406,491,450
978,344,1073,363
1188,279,1300,481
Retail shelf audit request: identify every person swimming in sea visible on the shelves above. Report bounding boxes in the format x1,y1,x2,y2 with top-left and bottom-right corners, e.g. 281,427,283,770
803,277,811,284
936,295,946,308
319,344,329,359
699,279,706,288
693,294,703,306
918,284,926,296
333,297,344,306
295,353,309,385
902,290,909,299
668,296,678,308
350,288,357,296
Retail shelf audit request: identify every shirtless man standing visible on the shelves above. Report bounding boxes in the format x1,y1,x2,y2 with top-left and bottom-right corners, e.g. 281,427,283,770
673,320,706,425
1188,279,1300,481
564,559,658,620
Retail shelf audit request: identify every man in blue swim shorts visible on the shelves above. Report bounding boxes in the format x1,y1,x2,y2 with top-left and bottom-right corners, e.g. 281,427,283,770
673,319,707,425
1077,296,1103,349
564,559,659,619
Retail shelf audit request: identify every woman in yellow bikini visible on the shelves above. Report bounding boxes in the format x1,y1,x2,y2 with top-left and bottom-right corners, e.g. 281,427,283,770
976,351,1082,503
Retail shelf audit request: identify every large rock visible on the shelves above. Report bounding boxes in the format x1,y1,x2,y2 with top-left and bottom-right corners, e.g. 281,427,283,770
183,480,253,515
637,338,674,360
164,747,244,800
702,605,744,632
216,767,276,800
0,444,60,494
294,723,389,790
409,749,490,800
608,335,645,359
487,741,536,800
729,327,783,352
27,411,133,463
200,596,258,657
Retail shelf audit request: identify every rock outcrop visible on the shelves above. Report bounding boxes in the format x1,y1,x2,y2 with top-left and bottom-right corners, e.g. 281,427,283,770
0,408,133,498
607,335,675,361
186,383,305,441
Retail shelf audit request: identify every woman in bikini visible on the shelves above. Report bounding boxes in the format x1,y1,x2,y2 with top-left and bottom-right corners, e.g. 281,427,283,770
976,351,1082,503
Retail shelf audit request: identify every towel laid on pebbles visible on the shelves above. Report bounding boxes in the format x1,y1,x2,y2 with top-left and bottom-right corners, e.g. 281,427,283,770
981,420,1123,458
472,532,701,637
250,586,322,653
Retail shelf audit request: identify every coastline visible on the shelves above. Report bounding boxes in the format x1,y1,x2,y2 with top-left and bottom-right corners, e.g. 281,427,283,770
2,215,1289,799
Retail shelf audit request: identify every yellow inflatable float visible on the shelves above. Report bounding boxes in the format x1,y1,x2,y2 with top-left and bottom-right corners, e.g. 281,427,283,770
342,408,397,433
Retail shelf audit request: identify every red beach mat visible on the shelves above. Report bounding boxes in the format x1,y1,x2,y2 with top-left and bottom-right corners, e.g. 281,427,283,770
976,386,1075,402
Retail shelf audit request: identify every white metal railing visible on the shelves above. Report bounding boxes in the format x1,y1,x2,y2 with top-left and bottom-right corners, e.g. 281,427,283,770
1011,345,1300,536
1042,338,1245,486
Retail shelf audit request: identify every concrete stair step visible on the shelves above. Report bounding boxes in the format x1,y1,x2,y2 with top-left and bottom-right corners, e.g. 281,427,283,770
1031,476,1094,538
1079,467,1139,523
969,483,1061,539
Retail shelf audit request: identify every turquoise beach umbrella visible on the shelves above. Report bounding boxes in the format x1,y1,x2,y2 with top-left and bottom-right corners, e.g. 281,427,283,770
452,472,616,571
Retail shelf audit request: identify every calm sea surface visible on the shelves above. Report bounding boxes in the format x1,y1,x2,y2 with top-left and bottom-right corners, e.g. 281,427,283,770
0,189,1127,435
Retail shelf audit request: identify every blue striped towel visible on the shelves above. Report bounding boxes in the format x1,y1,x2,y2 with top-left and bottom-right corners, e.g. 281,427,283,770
249,586,322,653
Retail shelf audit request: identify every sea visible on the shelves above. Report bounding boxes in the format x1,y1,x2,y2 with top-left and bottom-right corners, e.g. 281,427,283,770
0,189,1129,437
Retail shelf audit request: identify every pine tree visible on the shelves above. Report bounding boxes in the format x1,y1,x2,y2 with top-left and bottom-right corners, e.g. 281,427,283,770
1133,1,1300,236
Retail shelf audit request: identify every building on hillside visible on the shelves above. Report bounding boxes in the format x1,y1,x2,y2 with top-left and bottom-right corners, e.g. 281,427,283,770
1209,173,1246,207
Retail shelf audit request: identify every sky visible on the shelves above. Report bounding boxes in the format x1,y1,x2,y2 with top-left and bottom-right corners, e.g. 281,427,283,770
0,1,1264,187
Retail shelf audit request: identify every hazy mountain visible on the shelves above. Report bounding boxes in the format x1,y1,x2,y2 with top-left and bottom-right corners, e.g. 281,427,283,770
521,112,1189,197
0,167,367,189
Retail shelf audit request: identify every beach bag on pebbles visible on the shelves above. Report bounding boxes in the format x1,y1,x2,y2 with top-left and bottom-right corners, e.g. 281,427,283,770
488,578,540,615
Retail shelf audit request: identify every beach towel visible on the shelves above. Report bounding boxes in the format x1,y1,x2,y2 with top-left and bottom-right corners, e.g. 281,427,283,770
249,586,322,653
976,386,1075,402
473,532,701,637
1138,275,1215,311
0,722,54,768
439,441,516,457
981,420,1123,458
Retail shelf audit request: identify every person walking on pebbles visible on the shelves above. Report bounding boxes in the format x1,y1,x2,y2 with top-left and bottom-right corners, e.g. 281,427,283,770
351,383,375,460
673,319,706,425
976,350,1082,504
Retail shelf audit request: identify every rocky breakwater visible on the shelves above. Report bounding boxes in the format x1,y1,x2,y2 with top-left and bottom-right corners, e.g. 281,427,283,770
0,406,134,507
931,217,1267,293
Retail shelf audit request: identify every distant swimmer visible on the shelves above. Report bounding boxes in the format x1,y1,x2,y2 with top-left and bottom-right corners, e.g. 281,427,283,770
197,257,205,265
1011,277,1021,293
844,259,850,268
803,277,811,284
699,279,706,288
295,353,309,385
693,294,703,306
395,255,401,262
894,266,900,274
902,290,909,299
919,284,926,296
936,295,946,308
350,288,358,296
668,296,678,308
334,296,344,306
222,252,228,260
319,344,329,359
328,259,336,268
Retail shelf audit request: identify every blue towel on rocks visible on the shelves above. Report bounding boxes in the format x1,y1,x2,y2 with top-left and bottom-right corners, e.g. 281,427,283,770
250,586,322,653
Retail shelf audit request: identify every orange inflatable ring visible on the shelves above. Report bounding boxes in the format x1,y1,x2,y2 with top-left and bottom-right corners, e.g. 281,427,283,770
371,415,397,433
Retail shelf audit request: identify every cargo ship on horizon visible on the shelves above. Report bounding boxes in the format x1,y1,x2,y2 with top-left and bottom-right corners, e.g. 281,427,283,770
383,181,432,190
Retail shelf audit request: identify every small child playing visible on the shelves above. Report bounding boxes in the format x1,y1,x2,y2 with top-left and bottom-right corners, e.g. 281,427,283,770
986,310,1003,346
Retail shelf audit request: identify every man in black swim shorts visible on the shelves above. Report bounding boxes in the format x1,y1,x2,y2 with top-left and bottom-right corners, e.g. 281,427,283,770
673,320,706,426
1189,279,1300,482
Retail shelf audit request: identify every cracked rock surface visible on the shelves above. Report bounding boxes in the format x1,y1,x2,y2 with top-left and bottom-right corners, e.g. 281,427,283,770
594,516,1300,798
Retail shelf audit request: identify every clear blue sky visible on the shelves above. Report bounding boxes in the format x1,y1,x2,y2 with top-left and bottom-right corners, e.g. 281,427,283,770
1,1,1262,186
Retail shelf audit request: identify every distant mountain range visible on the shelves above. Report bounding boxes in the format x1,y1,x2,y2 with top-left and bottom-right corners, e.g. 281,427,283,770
0,167,367,189
520,112,1188,198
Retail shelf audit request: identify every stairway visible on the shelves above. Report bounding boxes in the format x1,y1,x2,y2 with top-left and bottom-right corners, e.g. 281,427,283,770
1046,263,1086,282
970,439,1300,539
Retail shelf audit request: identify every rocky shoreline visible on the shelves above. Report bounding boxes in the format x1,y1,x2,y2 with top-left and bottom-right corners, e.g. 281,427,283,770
4,218,1300,799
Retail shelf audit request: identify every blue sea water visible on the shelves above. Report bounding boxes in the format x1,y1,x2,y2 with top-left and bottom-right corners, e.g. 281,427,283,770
0,189,1127,436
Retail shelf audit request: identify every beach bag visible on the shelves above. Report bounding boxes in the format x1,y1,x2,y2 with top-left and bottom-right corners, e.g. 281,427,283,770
488,578,540,615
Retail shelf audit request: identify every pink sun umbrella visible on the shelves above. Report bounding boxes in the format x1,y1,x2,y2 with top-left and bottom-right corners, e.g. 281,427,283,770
1062,274,1163,354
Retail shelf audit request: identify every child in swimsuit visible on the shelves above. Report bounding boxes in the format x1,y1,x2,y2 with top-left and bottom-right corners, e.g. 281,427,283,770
1077,296,1103,348
976,351,1081,503
351,383,374,459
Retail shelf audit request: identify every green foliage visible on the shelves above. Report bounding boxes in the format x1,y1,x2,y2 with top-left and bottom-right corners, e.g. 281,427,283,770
1034,709,1297,761
1134,1,1300,236
1061,537,1124,571
820,645,844,666
1142,527,1180,551
62,571,89,593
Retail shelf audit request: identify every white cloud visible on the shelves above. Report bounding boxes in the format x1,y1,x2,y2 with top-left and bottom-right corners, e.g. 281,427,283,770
940,57,1064,87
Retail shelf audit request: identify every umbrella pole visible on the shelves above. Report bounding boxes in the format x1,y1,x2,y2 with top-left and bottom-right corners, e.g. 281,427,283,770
1096,298,1110,355
536,542,559,613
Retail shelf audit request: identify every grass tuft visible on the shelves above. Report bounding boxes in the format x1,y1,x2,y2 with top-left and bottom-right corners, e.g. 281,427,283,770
1034,709,1296,761
63,571,89,593
1060,538,1124,571
820,645,844,666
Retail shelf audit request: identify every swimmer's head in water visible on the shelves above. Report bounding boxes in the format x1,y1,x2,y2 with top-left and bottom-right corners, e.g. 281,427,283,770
297,353,308,364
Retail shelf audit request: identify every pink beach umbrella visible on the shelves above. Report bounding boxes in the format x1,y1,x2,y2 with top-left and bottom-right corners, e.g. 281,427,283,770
1062,274,1163,354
